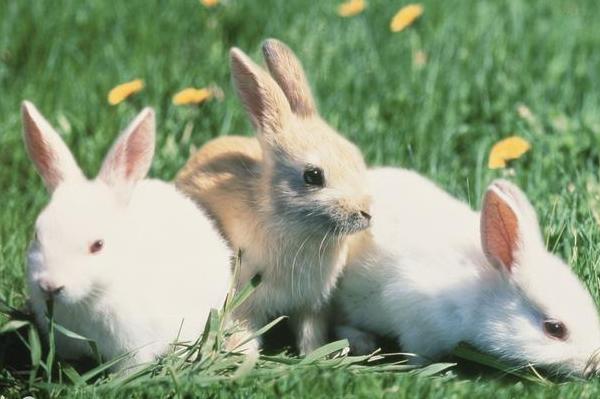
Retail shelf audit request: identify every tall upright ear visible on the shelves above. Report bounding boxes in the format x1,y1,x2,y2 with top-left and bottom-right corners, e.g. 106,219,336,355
22,101,84,193
262,39,317,118
230,47,292,140
98,108,155,193
480,179,544,273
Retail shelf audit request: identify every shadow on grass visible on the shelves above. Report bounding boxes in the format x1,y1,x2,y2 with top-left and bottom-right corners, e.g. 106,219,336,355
0,326,31,373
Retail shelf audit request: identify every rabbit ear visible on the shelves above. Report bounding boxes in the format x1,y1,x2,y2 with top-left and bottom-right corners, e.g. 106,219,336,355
22,101,84,193
98,108,155,194
230,47,292,140
262,39,316,118
480,179,543,273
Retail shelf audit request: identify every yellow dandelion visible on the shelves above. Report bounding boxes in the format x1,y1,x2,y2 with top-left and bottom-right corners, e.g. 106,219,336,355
338,0,366,17
488,136,531,169
107,79,144,105
172,87,213,105
390,4,424,32
200,0,219,7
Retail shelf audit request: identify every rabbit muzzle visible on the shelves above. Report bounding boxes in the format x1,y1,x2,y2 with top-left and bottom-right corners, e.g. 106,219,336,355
338,209,371,235
38,279,65,299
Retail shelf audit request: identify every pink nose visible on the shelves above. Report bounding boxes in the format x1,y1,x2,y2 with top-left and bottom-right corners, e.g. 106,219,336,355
39,281,65,296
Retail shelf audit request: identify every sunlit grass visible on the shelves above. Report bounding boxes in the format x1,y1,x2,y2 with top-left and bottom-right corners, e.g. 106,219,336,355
2,0,600,396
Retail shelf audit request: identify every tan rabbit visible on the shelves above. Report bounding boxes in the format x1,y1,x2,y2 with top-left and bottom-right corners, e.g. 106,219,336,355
176,39,371,354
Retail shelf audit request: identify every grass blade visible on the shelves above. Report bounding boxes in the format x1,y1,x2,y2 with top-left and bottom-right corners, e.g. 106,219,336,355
61,363,84,385
232,316,286,352
0,319,29,334
28,324,42,385
452,344,544,383
0,295,18,315
198,308,221,362
410,362,456,377
45,300,55,383
299,339,349,365
224,274,261,315
52,323,92,341
79,351,133,383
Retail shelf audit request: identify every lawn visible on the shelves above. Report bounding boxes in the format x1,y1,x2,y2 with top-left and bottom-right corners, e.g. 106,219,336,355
2,0,600,397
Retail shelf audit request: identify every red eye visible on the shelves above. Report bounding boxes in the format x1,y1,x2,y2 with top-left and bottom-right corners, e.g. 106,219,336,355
543,320,568,340
90,240,104,254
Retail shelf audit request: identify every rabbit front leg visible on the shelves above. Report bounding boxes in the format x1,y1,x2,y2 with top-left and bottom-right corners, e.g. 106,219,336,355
293,310,329,355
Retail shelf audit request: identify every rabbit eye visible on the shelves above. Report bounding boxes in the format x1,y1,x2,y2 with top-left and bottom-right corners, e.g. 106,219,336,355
89,240,104,254
543,319,568,340
303,167,324,187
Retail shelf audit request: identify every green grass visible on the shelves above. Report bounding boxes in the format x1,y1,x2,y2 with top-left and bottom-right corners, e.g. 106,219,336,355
2,0,600,396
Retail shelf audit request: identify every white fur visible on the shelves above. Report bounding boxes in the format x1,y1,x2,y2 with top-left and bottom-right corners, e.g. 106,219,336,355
23,102,231,371
335,167,600,376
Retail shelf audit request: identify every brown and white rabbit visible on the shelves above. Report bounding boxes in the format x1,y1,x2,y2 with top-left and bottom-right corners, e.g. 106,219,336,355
176,39,371,354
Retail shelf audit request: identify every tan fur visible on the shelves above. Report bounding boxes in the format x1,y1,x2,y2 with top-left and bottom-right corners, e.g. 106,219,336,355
176,39,371,354
263,39,316,117
229,48,291,137
176,136,262,245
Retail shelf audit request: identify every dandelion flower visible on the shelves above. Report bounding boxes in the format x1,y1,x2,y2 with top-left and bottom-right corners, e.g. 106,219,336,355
172,87,213,105
390,4,424,32
200,0,219,7
488,136,531,169
108,79,144,105
338,0,366,17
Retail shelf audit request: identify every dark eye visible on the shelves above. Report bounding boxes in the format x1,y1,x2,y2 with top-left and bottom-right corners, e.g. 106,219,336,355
89,240,104,254
303,167,324,187
543,319,568,340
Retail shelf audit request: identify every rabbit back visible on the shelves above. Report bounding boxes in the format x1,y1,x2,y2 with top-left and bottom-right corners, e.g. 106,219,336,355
123,179,231,338
176,136,262,249
338,168,485,357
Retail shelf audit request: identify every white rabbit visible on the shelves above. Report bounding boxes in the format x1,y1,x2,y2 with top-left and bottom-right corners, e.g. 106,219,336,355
176,39,372,354
23,101,232,371
335,168,600,377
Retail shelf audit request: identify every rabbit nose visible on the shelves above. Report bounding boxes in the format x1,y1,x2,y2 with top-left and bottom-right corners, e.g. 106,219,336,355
39,282,65,297
360,211,371,221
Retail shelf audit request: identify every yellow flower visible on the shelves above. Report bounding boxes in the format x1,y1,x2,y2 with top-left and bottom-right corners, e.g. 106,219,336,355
488,136,531,169
390,4,424,32
172,87,213,105
338,0,366,17
200,0,219,7
107,79,144,105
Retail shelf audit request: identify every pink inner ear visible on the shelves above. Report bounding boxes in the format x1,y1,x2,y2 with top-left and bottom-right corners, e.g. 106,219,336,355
125,129,149,179
482,190,519,271
25,119,62,190
231,49,289,135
